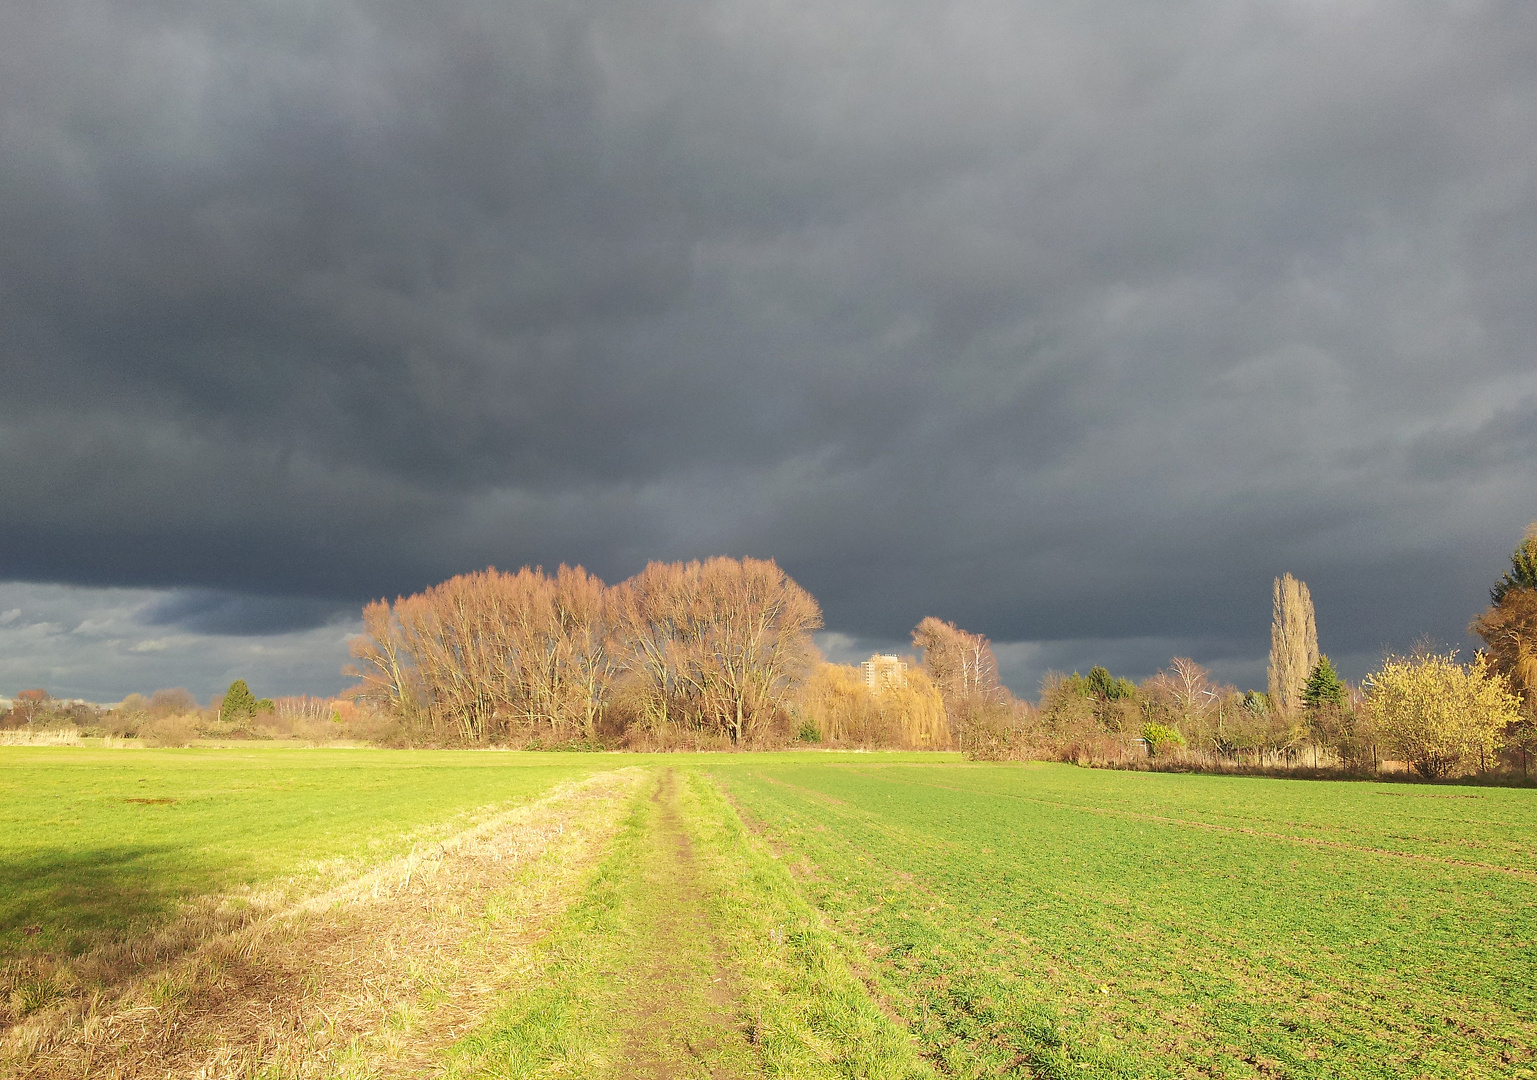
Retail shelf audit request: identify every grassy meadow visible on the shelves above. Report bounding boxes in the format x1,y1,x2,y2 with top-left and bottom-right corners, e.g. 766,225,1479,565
2,747,1532,1078
0,745,611,961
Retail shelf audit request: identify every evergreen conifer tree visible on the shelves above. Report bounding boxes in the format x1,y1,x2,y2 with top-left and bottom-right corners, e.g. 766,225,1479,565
222,679,258,721
1302,655,1346,710
1086,666,1134,700
1491,524,1537,604
1473,523,1537,719
1086,666,1114,697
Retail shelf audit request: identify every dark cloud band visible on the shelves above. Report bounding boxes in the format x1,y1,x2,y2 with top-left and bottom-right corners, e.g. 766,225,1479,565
2,1,1534,698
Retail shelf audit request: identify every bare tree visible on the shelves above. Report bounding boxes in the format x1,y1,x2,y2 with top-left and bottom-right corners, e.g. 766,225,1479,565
614,557,822,742
274,695,336,723
148,687,199,718
491,566,565,735
691,556,823,742
393,572,505,742
1158,657,1213,724
912,617,1001,703
912,617,1013,756
611,560,692,732
551,564,614,739
348,600,421,722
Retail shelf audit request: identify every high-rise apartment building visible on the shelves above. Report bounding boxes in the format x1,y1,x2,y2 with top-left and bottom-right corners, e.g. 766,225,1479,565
862,653,908,691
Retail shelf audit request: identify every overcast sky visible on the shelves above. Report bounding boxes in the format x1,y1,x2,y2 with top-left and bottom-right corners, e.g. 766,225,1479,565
3,1,1534,704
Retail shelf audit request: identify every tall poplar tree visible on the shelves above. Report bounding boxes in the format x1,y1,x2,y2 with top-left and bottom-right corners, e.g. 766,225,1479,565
1268,574,1319,717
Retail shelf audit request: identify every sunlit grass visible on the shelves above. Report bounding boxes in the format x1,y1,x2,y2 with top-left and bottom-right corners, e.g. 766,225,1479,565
716,759,1537,1079
11,748,1523,1078
0,745,614,961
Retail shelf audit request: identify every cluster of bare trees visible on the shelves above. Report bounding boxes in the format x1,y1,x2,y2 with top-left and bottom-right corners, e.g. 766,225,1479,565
926,552,1530,781
0,689,103,732
351,565,611,743
908,617,1015,756
349,557,822,745
901,601,1369,768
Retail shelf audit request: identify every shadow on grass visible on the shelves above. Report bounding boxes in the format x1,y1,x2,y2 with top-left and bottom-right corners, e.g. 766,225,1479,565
0,844,182,961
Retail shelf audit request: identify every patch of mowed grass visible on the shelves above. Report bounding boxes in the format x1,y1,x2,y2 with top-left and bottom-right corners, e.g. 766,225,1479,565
715,759,1537,1079
0,746,613,961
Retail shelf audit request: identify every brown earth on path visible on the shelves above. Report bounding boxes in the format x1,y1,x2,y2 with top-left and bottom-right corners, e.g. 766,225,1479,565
1,769,642,1080
609,769,755,1080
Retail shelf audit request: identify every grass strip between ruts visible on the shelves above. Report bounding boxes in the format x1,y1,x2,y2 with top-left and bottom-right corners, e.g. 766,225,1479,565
682,768,930,1079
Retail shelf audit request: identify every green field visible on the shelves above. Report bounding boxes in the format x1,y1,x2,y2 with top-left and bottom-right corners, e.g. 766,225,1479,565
0,746,610,960
3,748,1533,1078
712,759,1537,1078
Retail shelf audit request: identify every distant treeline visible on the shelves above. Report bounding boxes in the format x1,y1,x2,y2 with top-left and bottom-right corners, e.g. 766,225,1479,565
6,526,1533,778
346,531,1537,778
0,685,379,747
338,540,1532,782
954,528,1537,782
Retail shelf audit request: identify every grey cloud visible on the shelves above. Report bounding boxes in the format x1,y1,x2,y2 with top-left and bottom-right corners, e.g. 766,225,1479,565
2,1,1535,699
0,582,357,702
138,589,355,636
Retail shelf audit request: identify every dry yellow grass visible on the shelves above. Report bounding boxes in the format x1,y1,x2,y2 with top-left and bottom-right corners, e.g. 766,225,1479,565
1,768,642,1079
0,731,82,747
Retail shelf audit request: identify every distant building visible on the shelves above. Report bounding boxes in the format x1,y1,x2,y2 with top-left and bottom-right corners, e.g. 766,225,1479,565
862,654,908,692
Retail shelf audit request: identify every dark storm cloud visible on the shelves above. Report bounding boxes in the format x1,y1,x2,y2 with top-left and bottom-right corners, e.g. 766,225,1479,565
2,0,1536,697
138,589,352,635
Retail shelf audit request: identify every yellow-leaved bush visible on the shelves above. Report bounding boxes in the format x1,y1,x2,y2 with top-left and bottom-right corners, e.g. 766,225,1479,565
1364,652,1521,778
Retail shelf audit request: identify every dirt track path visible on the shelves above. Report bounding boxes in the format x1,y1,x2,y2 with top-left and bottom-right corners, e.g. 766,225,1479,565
606,769,755,1080
436,767,932,1079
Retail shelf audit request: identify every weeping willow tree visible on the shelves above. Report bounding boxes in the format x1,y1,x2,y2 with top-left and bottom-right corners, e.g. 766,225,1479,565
1268,574,1319,718
798,662,950,748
